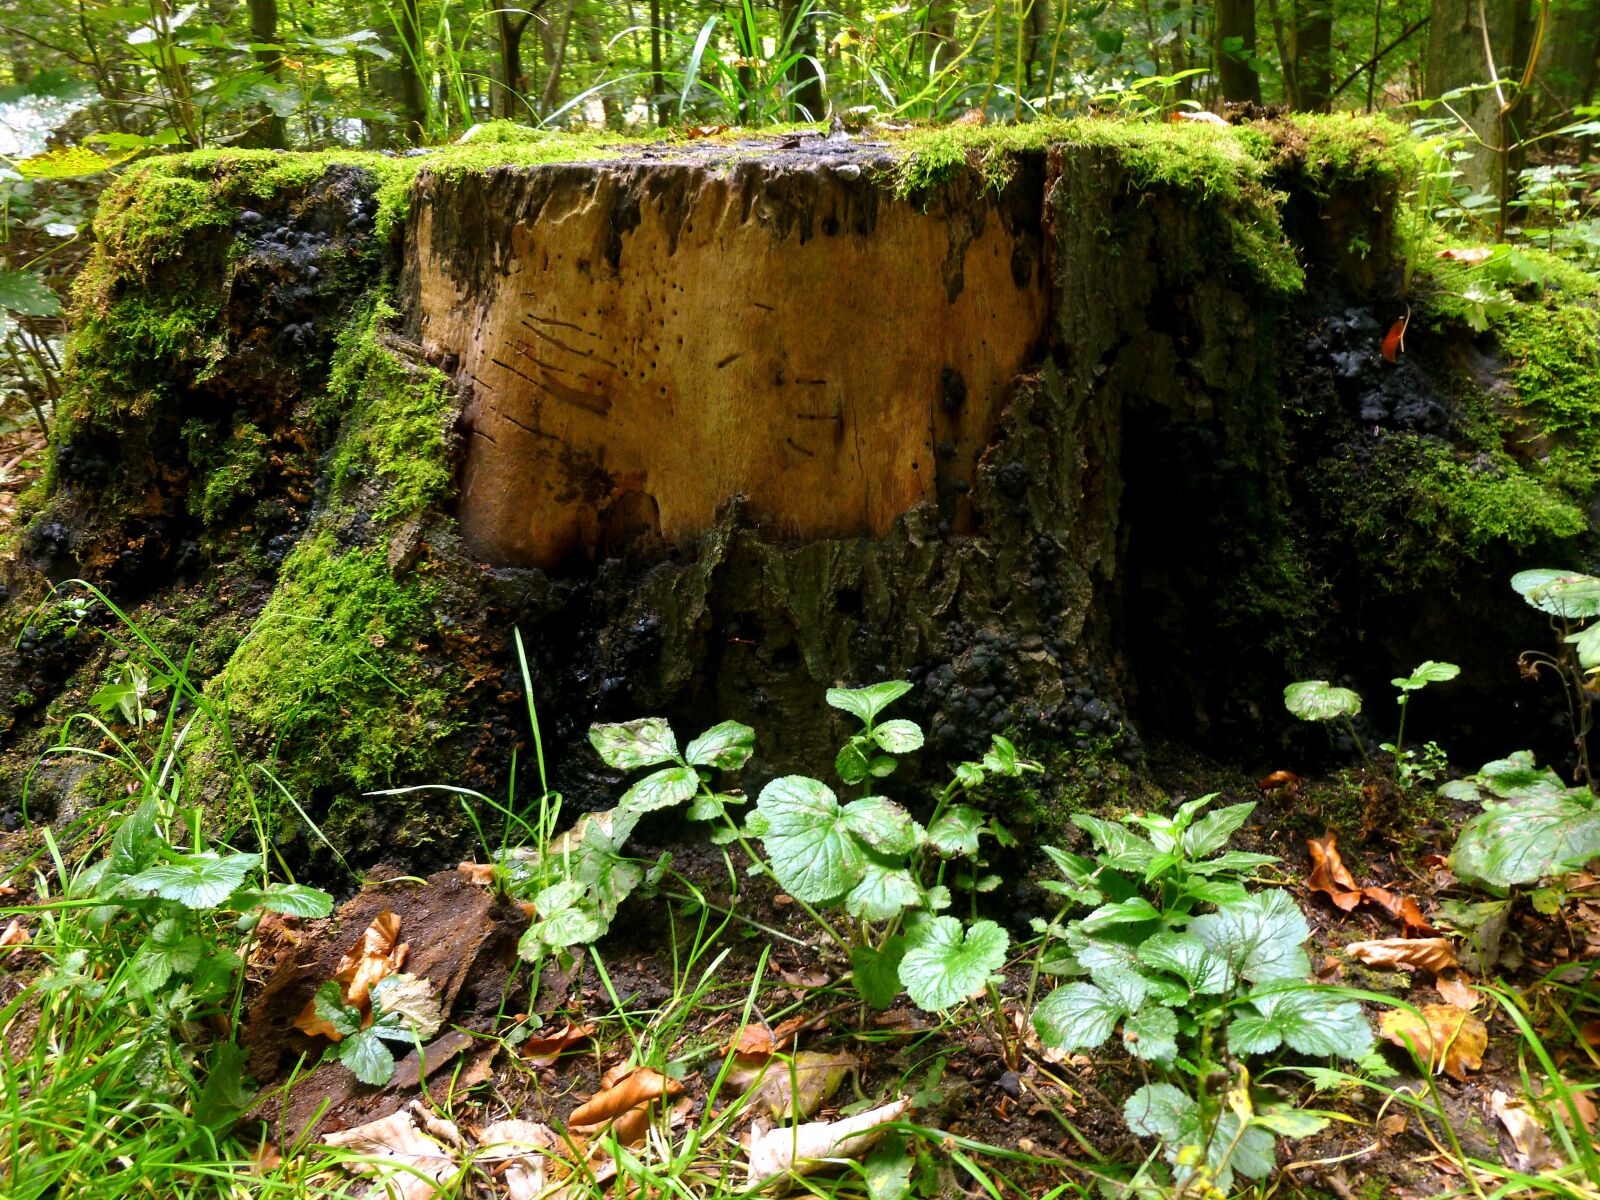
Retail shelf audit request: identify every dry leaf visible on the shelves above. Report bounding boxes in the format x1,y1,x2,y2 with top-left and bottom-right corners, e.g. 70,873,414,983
293,911,407,1040
1437,247,1493,264
1491,1090,1559,1172
1382,313,1410,363
456,862,496,886
1258,770,1301,792
520,1020,595,1066
1307,834,1362,912
724,1013,809,1060
1362,886,1437,935
569,1067,683,1128
1170,109,1229,126
0,918,30,950
1436,969,1480,1010
1346,937,1459,974
473,1118,553,1200
322,1101,461,1200
1379,1005,1487,1081
729,1051,857,1119
747,1096,912,1185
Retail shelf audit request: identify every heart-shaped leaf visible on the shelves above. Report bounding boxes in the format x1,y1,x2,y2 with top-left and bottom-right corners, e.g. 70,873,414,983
898,916,1007,1011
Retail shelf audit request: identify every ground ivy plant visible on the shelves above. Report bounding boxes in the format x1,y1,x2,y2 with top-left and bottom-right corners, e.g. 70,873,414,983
1030,794,1374,1193
1444,750,1600,887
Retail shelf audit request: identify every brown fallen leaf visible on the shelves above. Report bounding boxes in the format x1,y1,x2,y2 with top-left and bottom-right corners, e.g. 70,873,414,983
569,1067,684,1128
1379,1004,1487,1081
293,910,407,1040
1346,937,1459,974
1491,1090,1559,1173
1362,885,1437,936
723,1012,810,1060
456,862,496,886
321,1101,462,1200
520,1020,596,1066
1437,246,1493,264
0,918,30,951
1258,770,1302,792
1307,834,1362,912
747,1096,912,1185
473,1119,554,1200
728,1051,857,1119
1436,969,1480,1010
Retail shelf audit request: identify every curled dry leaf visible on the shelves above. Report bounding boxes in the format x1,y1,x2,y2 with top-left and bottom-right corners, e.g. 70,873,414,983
321,1101,461,1200
520,1019,596,1067
724,1013,811,1060
729,1051,857,1119
293,910,407,1040
474,1119,553,1200
568,1066,684,1128
1436,969,1480,1010
1345,937,1459,974
0,918,31,950
747,1096,912,1186
1491,1090,1559,1173
1307,834,1362,912
1363,885,1437,936
1258,770,1301,792
456,862,496,886
1381,313,1410,363
1437,246,1493,264
1379,1004,1487,1081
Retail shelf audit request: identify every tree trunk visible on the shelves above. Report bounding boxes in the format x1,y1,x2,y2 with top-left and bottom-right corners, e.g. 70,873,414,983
1426,0,1533,195
540,0,575,114
1537,0,1600,123
1214,0,1263,104
779,0,824,120
497,10,534,119
1292,0,1332,110
576,5,621,125
650,0,667,124
247,0,288,147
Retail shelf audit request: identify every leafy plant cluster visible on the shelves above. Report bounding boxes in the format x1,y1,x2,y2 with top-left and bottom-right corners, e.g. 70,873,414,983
1284,659,1459,788
1029,795,1375,1191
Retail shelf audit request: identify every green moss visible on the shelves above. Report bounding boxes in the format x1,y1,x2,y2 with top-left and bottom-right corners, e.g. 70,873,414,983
87,169,232,278
1286,112,1412,186
185,418,270,525
205,530,461,808
324,296,456,520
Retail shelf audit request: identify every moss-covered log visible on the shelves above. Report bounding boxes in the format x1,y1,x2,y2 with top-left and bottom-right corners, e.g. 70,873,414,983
3,117,1597,870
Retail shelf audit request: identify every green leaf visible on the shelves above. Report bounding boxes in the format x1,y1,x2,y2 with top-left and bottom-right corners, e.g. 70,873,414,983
841,797,919,855
1568,624,1600,671
928,806,984,857
898,917,1008,1011
370,973,443,1041
1451,791,1600,886
1187,850,1280,876
1040,844,1103,906
982,735,1024,776
846,858,920,921
1391,660,1461,691
1227,982,1372,1060
1136,930,1235,994
195,1042,256,1127
111,795,161,875
755,776,865,903
1252,1108,1331,1137
1189,890,1310,983
530,879,608,947
1181,802,1255,859
835,740,871,785
1478,751,1567,800
1078,896,1162,933
863,1132,915,1200
1283,680,1362,722
620,765,699,813
339,1028,396,1086
826,681,913,725
126,852,259,910
1070,814,1156,871
131,918,203,990
1122,1003,1179,1065
232,882,335,918
1123,1082,1194,1142
1512,569,1600,619
0,269,62,317
1123,1084,1273,1193
314,981,361,1038
1033,981,1125,1051
684,720,755,769
851,936,908,1010
872,719,924,753
588,718,678,770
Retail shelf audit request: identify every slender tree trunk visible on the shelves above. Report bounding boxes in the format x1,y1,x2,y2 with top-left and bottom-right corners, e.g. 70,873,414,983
1538,0,1600,122
1214,0,1262,104
576,5,620,125
779,0,824,119
650,0,666,124
248,0,288,146
1292,0,1332,110
540,0,575,114
497,9,534,118
1426,0,1533,193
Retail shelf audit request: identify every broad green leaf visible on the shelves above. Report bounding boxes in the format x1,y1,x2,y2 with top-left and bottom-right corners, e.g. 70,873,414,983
0,269,62,317
1568,623,1600,671
684,720,755,769
620,765,699,813
1227,982,1372,1060
1181,802,1255,859
1066,929,1187,1004
1181,878,1251,906
688,791,744,822
826,681,913,725
1070,814,1156,871
1124,1084,1273,1193
1040,844,1103,906
530,880,607,948
755,776,865,903
851,936,907,1010
232,882,335,918
111,796,161,875
1391,660,1461,691
131,918,202,990
588,718,678,770
370,973,443,1041
898,917,1008,1011
1187,850,1280,876
927,806,984,857
338,1028,395,1085
1123,1082,1194,1142
314,981,361,1038
1283,680,1362,722
1122,1003,1179,1065
126,852,259,910
1451,792,1600,886
982,735,1024,776
841,797,919,855
1137,930,1235,994
1189,890,1310,983
1078,896,1162,933
845,858,920,921
195,1042,255,1128
1033,981,1124,1051
872,719,924,753
835,740,871,785
863,1133,915,1200
1512,569,1600,619
1253,1108,1331,1137
1478,751,1567,800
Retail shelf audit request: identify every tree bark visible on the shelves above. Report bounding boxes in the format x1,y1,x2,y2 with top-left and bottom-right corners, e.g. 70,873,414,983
497,9,535,119
540,0,575,114
779,0,824,120
247,0,288,147
1214,0,1263,104
1426,0,1534,194
1537,0,1600,122
1291,0,1332,109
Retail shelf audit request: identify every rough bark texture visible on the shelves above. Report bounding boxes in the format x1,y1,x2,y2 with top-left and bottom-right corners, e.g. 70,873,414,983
4,120,1598,876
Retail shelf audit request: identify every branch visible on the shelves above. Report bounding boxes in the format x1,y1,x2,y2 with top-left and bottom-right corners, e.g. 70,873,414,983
1329,15,1428,103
